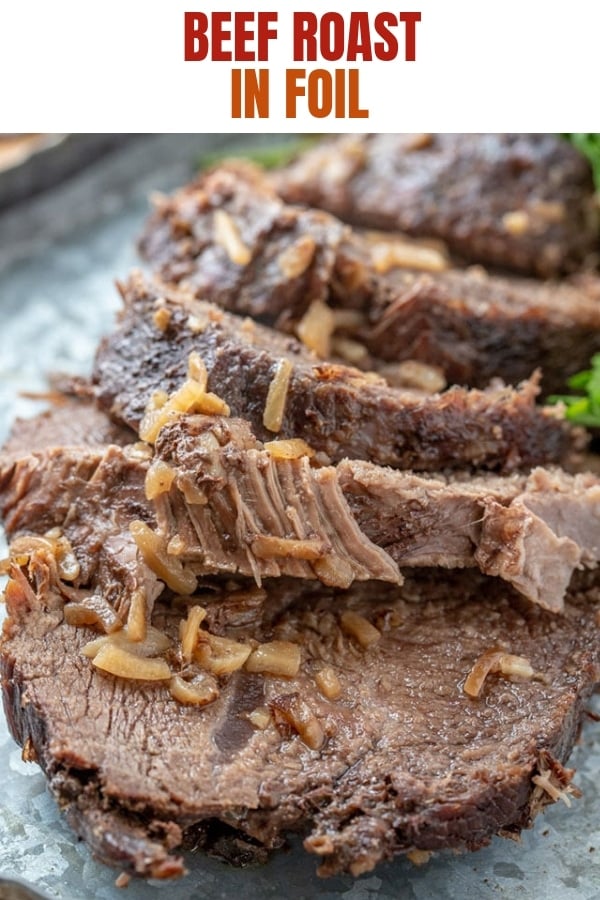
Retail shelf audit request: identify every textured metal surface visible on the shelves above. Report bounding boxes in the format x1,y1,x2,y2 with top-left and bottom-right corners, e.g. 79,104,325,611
0,135,599,900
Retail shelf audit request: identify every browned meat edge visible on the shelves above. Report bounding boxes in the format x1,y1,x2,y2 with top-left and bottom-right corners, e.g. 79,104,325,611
357,265,600,394
91,274,577,473
274,134,599,277
138,163,600,394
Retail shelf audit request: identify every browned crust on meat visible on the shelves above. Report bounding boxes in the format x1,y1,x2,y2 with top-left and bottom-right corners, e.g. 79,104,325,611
92,275,577,473
138,163,600,394
274,134,599,277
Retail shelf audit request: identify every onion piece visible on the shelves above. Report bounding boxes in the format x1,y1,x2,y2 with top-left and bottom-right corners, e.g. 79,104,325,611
92,644,170,681
315,666,342,700
251,535,325,561
296,300,335,358
214,209,251,265
180,605,207,663
169,673,218,706
270,692,325,749
464,648,534,698
145,460,176,500
195,632,252,675
264,438,315,460
340,611,381,648
130,520,197,595
263,359,293,433
277,235,316,278
245,641,301,677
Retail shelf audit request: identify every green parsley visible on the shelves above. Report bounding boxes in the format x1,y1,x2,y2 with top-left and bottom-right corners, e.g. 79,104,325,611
548,353,600,427
197,137,318,172
563,133,600,190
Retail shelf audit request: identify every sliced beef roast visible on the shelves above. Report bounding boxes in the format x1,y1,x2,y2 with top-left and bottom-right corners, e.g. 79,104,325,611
353,263,600,394
138,164,600,393
3,137,600,887
3,413,599,611
274,134,599,276
2,560,599,879
2,398,135,460
0,441,160,623
139,160,349,329
91,275,577,473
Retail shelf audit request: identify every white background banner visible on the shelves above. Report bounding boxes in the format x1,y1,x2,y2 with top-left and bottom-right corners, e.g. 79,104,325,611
1,0,597,131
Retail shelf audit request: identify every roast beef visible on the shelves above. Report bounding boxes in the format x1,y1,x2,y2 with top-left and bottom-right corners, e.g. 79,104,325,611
3,412,599,611
2,398,135,459
2,559,599,879
3,137,600,887
91,275,577,473
274,134,599,277
354,264,600,394
0,441,160,623
138,164,600,393
139,160,349,329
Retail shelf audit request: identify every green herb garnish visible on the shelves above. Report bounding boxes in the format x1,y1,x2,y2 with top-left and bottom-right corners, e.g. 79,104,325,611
197,137,318,173
548,353,600,427
563,133,600,190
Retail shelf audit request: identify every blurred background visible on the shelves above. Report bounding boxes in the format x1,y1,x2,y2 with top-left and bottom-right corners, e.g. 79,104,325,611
0,133,303,271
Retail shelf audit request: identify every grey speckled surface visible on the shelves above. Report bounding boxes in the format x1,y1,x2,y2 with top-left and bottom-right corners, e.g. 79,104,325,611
0,135,599,900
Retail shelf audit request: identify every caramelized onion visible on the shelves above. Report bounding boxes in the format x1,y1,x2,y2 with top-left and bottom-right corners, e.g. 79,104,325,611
371,238,448,273
315,666,342,700
214,209,251,265
263,359,293,433
145,460,176,500
180,605,207,663
264,438,315,460
251,535,325,561
81,626,172,660
340,611,381,648
130,520,197,595
464,648,534,698
245,640,301,677
296,300,335,358
169,673,218,706
277,235,316,278
92,644,170,681
270,693,325,750
195,632,252,675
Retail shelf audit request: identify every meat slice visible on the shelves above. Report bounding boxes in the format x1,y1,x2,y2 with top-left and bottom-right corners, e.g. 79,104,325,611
139,160,349,328
154,417,600,611
355,264,600,394
274,134,599,277
2,398,135,460
91,274,576,473
3,414,599,611
0,442,160,623
138,164,600,394
2,561,599,878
